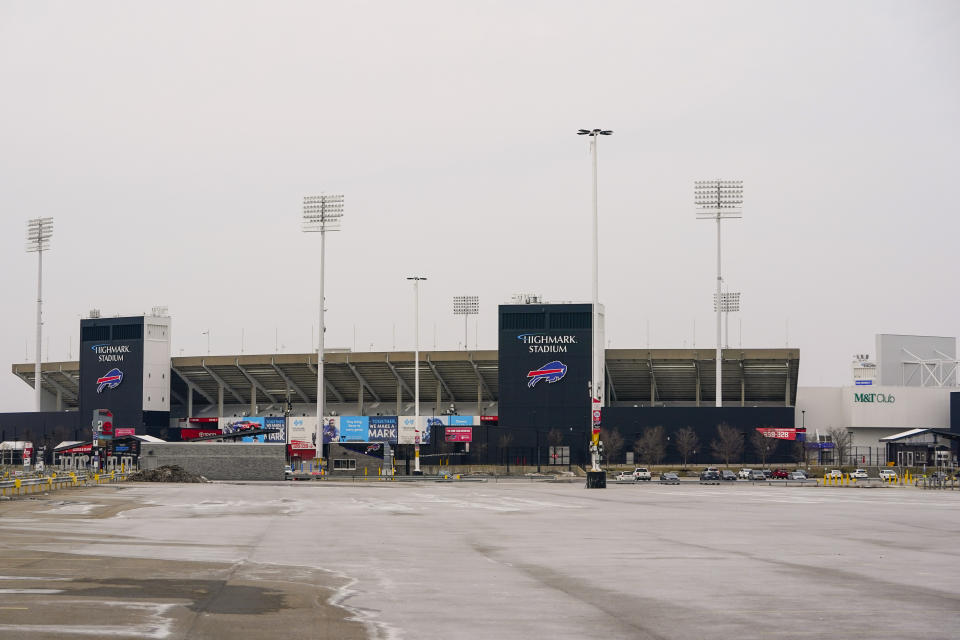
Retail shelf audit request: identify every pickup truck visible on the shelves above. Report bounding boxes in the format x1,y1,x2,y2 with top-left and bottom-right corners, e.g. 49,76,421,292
615,467,652,481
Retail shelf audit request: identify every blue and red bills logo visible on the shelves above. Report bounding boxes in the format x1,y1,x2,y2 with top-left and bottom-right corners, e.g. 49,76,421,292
527,361,567,388
96,368,124,393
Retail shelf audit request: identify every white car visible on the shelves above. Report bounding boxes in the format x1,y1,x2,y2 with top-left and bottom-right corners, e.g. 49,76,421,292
850,469,868,479
826,469,843,479
879,469,897,480
738,468,753,480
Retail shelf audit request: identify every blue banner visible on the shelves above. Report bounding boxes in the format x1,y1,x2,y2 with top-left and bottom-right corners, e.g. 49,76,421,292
264,417,286,443
449,415,473,426
368,416,398,443
340,416,370,442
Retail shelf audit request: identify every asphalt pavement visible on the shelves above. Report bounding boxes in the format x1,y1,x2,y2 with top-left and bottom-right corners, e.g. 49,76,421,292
1,479,958,639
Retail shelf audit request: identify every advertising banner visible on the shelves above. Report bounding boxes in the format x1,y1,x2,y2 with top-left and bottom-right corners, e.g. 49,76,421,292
398,416,416,445
445,426,473,443
448,415,474,426
339,416,369,442
115,428,136,437
397,416,439,444
220,417,265,434
288,416,317,449
321,417,339,444
264,417,286,443
181,428,223,440
756,427,799,440
368,416,398,443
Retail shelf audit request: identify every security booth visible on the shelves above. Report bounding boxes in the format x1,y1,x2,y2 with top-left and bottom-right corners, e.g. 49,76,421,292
881,429,960,468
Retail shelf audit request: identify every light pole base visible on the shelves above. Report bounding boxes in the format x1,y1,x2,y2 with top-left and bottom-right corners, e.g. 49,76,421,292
586,471,606,489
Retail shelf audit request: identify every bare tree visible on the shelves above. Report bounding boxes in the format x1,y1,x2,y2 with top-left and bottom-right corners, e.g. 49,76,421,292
634,425,666,466
673,427,698,469
710,423,744,468
828,428,853,467
601,428,625,465
498,433,514,472
546,428,565,447
792,439,809,467
750,429,778,468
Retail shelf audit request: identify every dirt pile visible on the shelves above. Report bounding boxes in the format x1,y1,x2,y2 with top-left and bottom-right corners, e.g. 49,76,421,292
127,465,207,483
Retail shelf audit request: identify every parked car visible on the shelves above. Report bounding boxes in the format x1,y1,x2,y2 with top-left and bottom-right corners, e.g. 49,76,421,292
720,470,737,481
748,469,766,481
284,464,293,480
761,469,772,479
787,471,806,480
850,469,869,479
879,469,897,481
659,472,680,484
738,468,753,480
614,471,634,481
700,470,720,484
826,469,844,479
632,467,653,482
793,469,808,479
771,469,789,479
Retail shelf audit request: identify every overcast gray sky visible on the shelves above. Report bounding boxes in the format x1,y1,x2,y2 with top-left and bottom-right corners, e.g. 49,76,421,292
2,0,958,411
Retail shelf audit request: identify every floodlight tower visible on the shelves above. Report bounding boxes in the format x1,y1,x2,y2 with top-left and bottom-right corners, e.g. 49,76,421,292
577,128,612,424
26,217,53,412
452,296,478,350
302,194,344,466
694,180,743,407
713,291,741,348
408,276,427,474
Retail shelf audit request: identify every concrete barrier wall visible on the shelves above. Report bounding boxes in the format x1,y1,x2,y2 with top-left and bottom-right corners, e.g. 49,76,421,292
139,442,285,480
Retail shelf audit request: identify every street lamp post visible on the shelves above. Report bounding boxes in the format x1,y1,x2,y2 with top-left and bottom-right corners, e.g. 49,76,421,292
408,276,427,474
201,330,210,355
452,296,479,351
26,217,53,412
694,180,743,407
577,128,612,463
303,194,345,468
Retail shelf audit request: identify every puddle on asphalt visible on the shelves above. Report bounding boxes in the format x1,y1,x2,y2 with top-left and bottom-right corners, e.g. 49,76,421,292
69,577,286,614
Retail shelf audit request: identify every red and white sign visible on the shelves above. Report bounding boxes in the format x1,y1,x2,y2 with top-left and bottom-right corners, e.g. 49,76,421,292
288,444,316,458
445,426,473,443
756,427,799,440
115,428,136,437
181,428,222,440
61,444,93,454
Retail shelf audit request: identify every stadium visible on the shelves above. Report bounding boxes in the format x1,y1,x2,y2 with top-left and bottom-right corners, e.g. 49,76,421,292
5,300,800,471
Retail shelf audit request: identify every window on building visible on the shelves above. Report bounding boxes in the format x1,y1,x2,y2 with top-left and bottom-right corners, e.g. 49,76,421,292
333,459,356,471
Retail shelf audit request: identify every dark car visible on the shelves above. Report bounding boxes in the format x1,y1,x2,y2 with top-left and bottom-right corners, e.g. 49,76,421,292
720,470,737,481
761,469,773,479
771,469,789,479
699,470,720,484
660,472,680,485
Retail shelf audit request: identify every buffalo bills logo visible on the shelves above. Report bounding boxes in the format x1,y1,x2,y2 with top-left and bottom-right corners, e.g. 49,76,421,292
96,368,124,393
527,361,567,387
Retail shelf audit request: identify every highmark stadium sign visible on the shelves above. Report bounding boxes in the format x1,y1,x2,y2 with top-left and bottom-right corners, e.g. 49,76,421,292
517,333,578,353
90,344,132,362
854,392,896,404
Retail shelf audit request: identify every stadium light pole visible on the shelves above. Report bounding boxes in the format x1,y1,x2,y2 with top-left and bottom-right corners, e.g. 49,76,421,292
26,217,53,412
303,194,344,468
577,128,612,436
408,277,427,474
713,291,741,349
452,296,478,351
695,180,743,407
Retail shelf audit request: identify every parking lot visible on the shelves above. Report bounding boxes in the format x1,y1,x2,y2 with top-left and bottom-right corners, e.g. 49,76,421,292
1,480,959,639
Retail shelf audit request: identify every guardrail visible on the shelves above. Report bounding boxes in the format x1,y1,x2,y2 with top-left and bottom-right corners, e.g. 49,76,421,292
0,470,128,498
